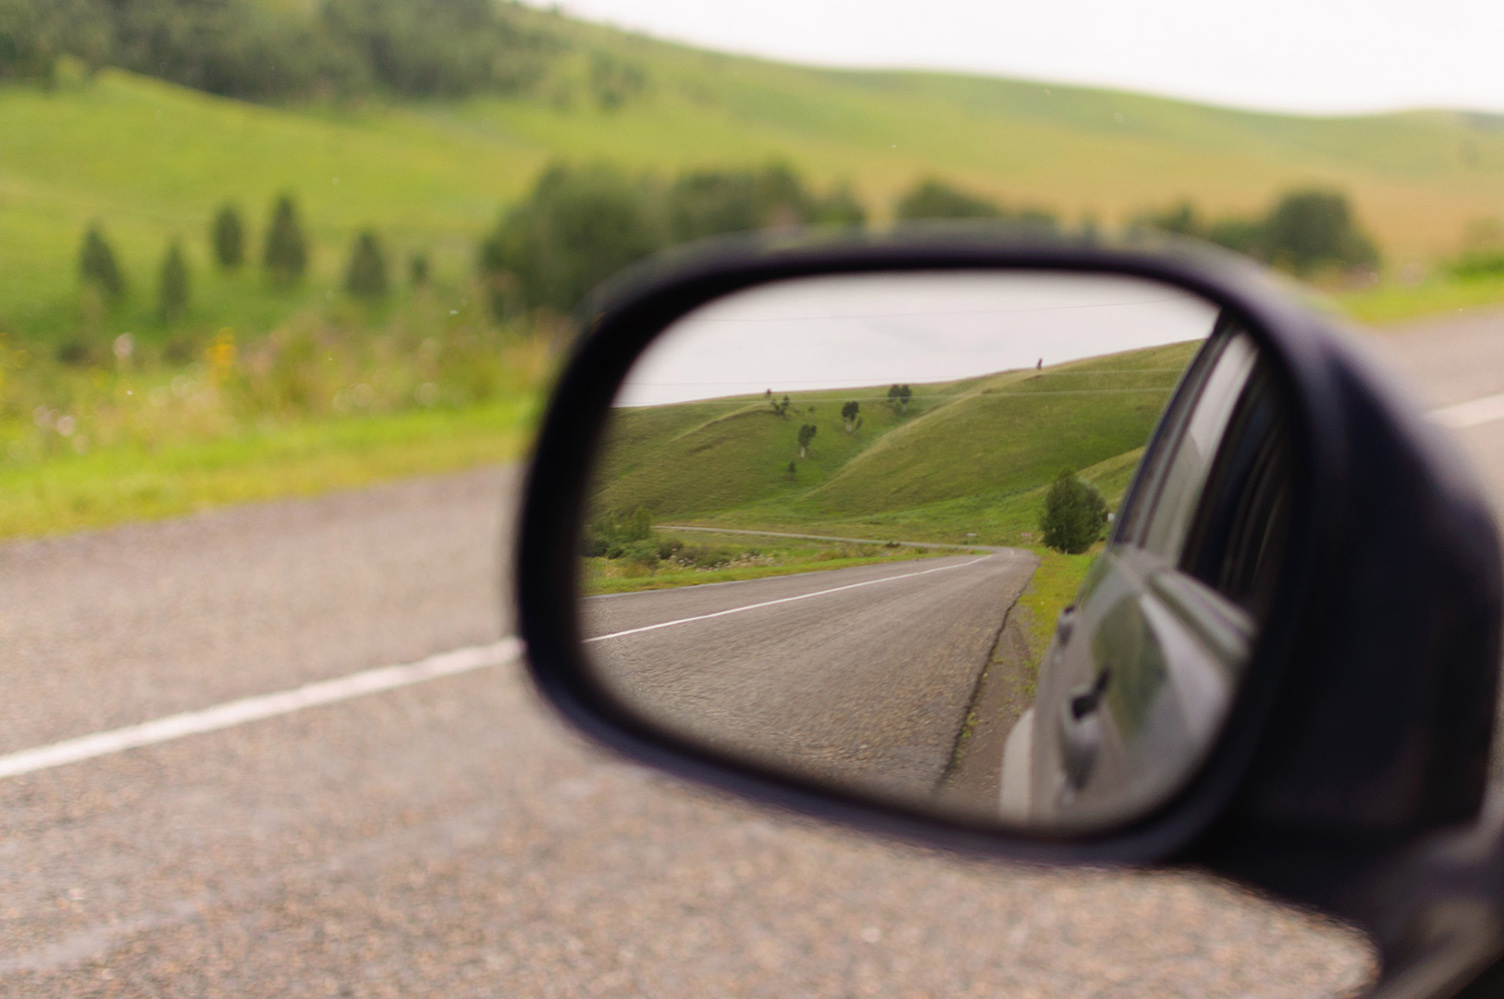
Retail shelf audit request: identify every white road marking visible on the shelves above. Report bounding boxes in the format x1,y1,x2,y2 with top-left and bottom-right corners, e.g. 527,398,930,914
0,638,522,781
585,555,994,644
1433,393,1504,429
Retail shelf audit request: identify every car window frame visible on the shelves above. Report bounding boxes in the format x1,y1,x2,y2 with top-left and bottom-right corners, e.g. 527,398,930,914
1115,316,1258,562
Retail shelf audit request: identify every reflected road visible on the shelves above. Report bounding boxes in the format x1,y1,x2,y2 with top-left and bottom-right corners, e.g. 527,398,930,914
582,551,1037,800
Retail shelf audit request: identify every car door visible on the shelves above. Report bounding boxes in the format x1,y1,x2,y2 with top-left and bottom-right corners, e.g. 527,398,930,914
1030,319,1291,825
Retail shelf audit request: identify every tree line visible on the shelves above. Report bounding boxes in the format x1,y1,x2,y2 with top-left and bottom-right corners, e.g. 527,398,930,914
79,194,418,320
477,164,1074,317
70,162,1389,335
1132,190,1379,275
0,0,554,101
477,162,867,317
479,163,1386,319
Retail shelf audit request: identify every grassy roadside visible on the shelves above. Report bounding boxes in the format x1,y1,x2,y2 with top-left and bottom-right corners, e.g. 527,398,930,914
1334,274,1504,327
941,543,1098,785
0,396,537,538
1012,545,1104,696
581,530,969,595
6,267,1499,545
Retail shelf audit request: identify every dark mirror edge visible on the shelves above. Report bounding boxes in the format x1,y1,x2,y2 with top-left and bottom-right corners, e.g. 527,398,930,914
516,228,1504,995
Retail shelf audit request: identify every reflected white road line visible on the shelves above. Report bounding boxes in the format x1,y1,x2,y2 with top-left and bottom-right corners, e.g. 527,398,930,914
585,555,994,643
0,638,522,781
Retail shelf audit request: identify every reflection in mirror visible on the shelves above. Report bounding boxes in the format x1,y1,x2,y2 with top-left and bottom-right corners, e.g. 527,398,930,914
578,272,1291,832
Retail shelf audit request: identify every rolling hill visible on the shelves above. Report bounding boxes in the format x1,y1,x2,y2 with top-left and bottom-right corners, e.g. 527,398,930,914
4,5,1504,338
590,341,1199,545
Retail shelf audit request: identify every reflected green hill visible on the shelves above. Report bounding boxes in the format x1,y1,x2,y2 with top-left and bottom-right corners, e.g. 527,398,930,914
591,341,1198,546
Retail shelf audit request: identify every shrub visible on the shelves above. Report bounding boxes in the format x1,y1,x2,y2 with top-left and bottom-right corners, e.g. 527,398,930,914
812,183,867,227
1133,200,1201,236
588,50,647,110
158,240,189,321
797,422,817,457
674,544,733,568
895,178,1002,220
1259,189,1378,274
409,252,430,287
620,538,661,566
1040,470,1109,554
211,204,245,270
79,223,125,301
344,229,388,300
478,163,664,315
263,193,308,287
1205,217,1265,256
583,505,656,556
665,163,866,240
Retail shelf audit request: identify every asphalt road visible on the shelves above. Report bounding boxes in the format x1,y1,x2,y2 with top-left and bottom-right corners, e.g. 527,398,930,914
22,306,1504,996
581,551,1035,808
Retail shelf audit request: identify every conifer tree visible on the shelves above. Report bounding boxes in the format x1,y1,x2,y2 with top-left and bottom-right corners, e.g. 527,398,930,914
211,204,245,270
159,240,189,321
409,252,429,288
263,194,308,286
79,224,126,302
344,229,388,300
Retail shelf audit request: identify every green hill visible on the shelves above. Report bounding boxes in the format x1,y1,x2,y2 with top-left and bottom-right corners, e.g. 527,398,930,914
5,6,1504,337
590,342,1198,546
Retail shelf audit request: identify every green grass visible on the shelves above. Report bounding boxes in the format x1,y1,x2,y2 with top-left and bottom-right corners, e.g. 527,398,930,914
1334,273,1504,326
1014,546,1104,694
592,343,1192,547
0,395,537,538
581,529,966,594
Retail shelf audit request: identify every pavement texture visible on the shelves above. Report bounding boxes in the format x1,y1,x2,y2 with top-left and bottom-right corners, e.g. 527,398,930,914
24,305,1504,996
582,550,1036,810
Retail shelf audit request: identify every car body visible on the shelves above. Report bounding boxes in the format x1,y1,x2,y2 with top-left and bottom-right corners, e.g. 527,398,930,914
1018,315,1291,827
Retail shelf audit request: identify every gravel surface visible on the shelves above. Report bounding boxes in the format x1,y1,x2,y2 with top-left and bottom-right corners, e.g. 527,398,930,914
32,303,1504,996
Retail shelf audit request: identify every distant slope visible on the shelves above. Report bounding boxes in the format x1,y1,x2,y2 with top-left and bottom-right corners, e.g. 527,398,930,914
4,4,1504,332
590,342,1198,545
806,343,1190,514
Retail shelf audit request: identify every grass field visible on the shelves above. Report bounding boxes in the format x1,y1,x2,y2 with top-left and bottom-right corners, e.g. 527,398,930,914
0,394,540,538
1334,273,1504,326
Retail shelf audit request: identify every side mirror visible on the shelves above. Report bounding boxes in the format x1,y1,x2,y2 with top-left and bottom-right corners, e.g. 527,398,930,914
517,231,1504,997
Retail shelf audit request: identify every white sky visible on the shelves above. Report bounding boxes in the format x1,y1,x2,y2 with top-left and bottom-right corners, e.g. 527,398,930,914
616,273,1218,407
545,0,1504,115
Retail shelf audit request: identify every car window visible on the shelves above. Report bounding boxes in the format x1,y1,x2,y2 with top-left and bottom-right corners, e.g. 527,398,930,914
1130,328,1260,561
1180,361,1294,619
1113,330,1227,544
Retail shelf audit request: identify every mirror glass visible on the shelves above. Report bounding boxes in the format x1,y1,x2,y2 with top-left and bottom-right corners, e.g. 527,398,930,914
577,271,1292,833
